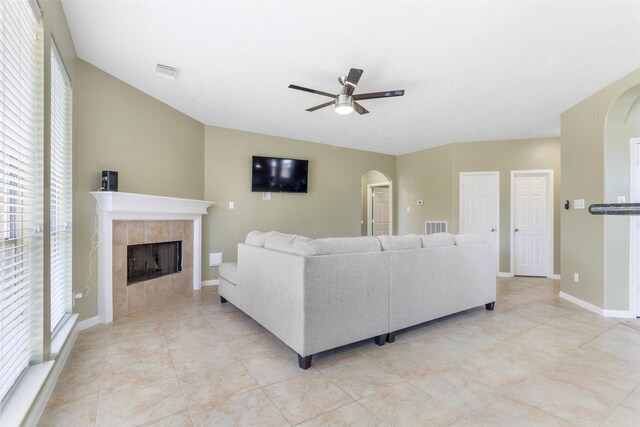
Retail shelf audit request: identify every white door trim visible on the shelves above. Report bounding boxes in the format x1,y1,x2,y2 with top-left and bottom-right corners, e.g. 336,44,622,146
630,138,640,317
367,181,393,236
459,171,500,272
509,170,554,278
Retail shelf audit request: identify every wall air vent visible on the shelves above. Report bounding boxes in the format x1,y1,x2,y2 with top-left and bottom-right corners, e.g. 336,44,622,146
425,221,448,235
155,63,181,80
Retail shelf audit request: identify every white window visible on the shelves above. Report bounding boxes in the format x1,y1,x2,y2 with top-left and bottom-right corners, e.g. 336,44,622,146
50,43,72,334
0,0,43,405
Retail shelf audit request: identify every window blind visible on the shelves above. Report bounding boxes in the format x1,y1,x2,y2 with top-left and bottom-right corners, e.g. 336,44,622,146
50,43,71,334
0,0,41,405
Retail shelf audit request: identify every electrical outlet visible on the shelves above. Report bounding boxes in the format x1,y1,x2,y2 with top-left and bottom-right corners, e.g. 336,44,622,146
574,273,579,283
228,201,235,209
209,253,223,267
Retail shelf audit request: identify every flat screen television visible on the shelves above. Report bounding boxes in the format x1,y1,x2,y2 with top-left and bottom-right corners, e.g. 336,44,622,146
251,156,308,193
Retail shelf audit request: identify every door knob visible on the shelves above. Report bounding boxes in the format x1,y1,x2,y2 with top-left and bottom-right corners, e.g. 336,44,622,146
490,228,496,232
514,228,519,232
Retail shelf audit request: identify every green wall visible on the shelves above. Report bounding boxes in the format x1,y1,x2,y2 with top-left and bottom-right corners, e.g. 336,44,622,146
201,126,396,280
397,138,561,275
73,60,205,320
561,67,640,311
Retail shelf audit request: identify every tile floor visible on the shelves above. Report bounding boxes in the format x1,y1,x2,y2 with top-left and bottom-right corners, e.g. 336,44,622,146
39,277,640,426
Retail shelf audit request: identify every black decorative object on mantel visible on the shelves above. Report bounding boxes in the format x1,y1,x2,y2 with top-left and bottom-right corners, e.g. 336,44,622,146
588,203,640,215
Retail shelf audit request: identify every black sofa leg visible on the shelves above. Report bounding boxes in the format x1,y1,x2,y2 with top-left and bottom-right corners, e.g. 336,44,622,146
386,332,396,343
220,296,227,304
374,334,386,346
485,301,495,311
298,354,312,369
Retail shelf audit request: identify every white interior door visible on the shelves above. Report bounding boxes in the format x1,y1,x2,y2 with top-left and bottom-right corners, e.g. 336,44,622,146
460,172,499,272
631,138,640,317
633,215,640,317
513,172,549,277
373,186,390,236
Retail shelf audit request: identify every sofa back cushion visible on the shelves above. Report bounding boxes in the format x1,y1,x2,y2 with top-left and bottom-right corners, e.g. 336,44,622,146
454,233,486,245
245,231,267,247
295,236,381,256
264,231,312,255
420,232,454,248
377,234,422,251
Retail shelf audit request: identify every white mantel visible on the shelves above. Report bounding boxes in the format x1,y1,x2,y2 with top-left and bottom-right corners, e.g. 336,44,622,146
91,191,214,324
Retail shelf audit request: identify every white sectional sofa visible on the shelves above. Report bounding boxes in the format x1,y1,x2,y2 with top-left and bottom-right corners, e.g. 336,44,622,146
219,231,496,369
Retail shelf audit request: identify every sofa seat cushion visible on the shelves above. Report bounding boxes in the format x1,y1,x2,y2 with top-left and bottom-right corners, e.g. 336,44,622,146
454,233,486,245
264,231,313,255
421,232,454,248
245,231,267,247
219,262,238,285
294,236,381,256
377,234,422,251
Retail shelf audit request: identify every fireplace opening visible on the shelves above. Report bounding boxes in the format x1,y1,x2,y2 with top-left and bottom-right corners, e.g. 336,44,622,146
127,240,182,285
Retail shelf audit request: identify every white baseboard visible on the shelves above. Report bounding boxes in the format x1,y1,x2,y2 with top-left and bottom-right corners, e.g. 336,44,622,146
201,279,219,287
602,309,635,318
559,292,635,318
548,274,561,280
77,316,99,331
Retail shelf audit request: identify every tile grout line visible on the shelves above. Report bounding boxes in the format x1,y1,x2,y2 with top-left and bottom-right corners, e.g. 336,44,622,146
92,329,111,427
165,327,197,426
598,382,640,427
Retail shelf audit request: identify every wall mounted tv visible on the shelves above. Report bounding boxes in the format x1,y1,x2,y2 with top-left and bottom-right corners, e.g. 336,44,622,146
251,156,309,193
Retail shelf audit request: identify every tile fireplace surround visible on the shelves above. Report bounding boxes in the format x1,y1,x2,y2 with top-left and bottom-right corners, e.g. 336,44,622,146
112,220,193,319
91,192,213,324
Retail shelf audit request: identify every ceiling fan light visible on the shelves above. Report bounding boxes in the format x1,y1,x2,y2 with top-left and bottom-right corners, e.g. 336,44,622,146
335,94,354,115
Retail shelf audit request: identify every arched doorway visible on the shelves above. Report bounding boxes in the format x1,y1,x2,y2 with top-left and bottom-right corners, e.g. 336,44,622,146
603,84,640,316
360,170,393,236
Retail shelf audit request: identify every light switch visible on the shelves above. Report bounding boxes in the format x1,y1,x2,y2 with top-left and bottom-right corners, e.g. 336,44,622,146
574,199,585,209
406,206,411,213
229,201,235,209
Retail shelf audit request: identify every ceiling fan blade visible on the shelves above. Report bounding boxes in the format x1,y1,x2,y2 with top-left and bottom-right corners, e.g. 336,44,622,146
305,100,334,112
343,68,363,96
353,102,369,115
288,84,336,99
353,89,405,101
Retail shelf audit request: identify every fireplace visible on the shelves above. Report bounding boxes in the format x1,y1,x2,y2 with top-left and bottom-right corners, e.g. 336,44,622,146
111,220,194,319
127,240,182,284
91,191,213,324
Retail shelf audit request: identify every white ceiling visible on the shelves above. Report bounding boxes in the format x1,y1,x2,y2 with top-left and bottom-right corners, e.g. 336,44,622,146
61,0,640,155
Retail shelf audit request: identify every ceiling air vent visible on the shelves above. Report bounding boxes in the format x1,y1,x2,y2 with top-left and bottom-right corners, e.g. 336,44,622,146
155,63,181,80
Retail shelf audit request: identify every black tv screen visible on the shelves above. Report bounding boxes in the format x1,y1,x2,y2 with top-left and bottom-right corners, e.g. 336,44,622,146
252,156,309,193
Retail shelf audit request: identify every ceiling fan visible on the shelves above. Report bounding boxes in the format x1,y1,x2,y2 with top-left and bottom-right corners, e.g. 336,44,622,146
288,68,404,115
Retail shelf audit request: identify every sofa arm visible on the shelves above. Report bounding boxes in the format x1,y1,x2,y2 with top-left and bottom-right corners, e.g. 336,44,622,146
236,244,307,353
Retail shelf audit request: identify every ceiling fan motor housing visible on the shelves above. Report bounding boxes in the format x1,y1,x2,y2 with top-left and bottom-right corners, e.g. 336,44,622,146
335,93,355,114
